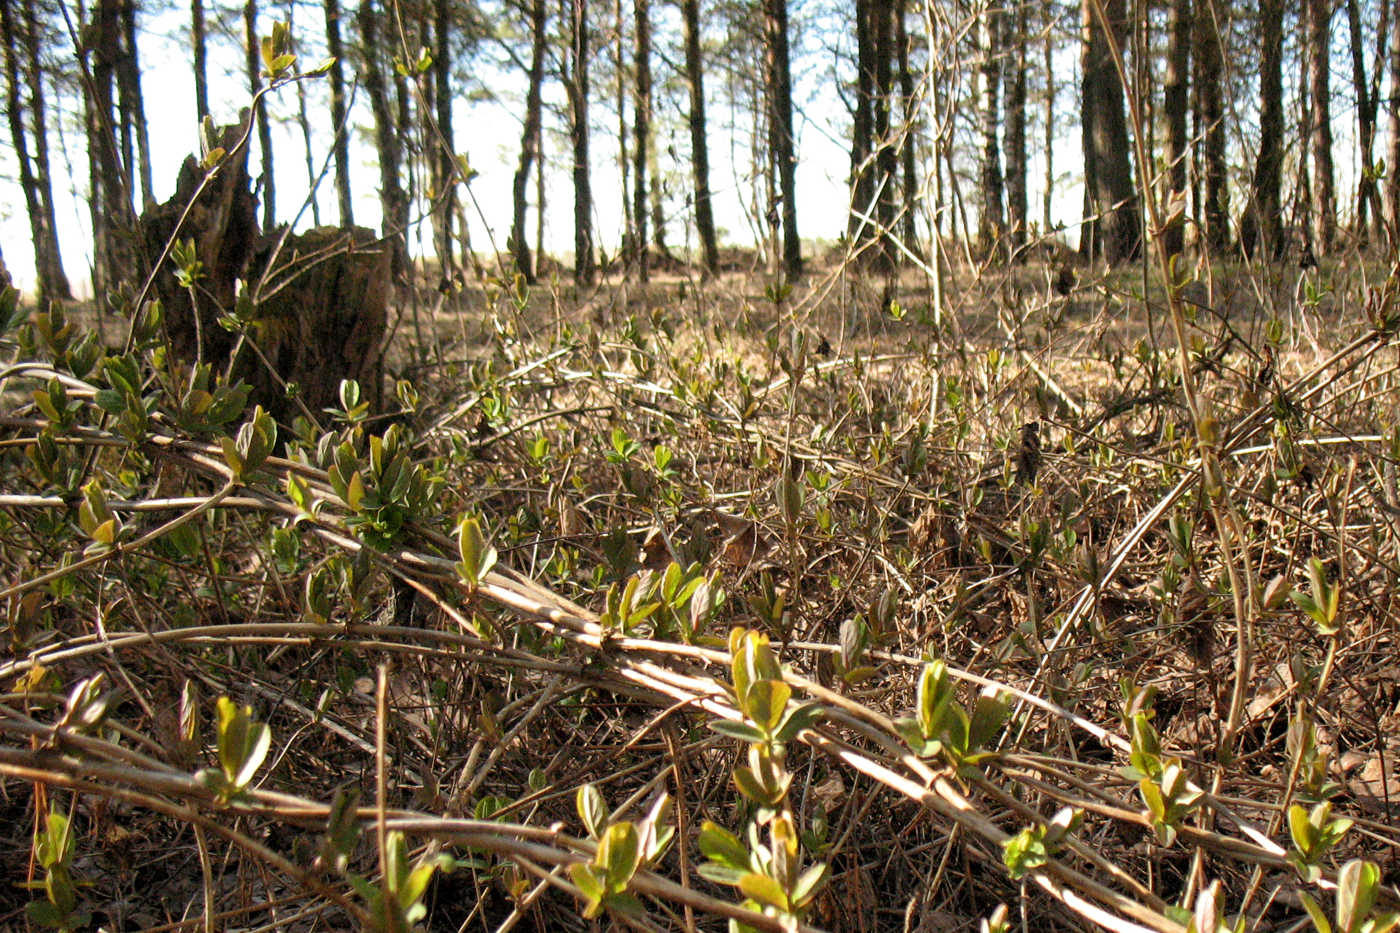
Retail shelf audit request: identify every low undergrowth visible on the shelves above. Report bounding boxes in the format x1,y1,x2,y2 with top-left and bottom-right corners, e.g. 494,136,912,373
2,251,1400,933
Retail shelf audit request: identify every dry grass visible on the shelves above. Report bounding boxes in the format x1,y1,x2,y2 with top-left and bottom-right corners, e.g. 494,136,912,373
2,251,1399,931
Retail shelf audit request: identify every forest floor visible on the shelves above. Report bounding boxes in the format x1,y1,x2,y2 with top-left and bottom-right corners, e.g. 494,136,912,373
3,253,1399,931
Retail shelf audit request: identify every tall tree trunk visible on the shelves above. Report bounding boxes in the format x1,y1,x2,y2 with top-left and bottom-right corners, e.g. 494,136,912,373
511,0,547,281
118,0,152,207
1345,0,1380,242
1004,0,1027,256
1389,0,1400,235
1043,0,1055,231
1241,0,1283,258
359,0,407,276
88,0,131,295
872,0,897,268
1162,0,1190,258
848,0,875,243
633,0,651,282
978,2,1004,257
7,0,67,300
1194,0,1227,251
764,0,800,276
3,0,46,299
431,0,456,274
895,0,918,251
1079,0,1141,262
614,0,631,269
1307,0,1336,253
324,0,354,226
245,0,274,228
192,0,208,120
568,0,595,283
681,0,717,276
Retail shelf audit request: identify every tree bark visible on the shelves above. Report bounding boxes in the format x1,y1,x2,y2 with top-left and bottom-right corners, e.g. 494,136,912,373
431,0,457,275
88,0,132,296
978,2,1004,257
681,0,718,276
324,0,354,226
764,0,801,276
1162,0,1189,258
358,0,407,277
1241,0,1283,258
1194,0,1227,251
1004,0,1027,256
510,0,547,281
1042,0,1055,231
118,0,153,207
20,0,66,299
848,0,875,243
633,0,651,282
1307,0,1336,253
1079,0,1141,263
4,0,67,301
245,0,275,228
1345,0,1381,242
872,0,897,268
192,0,209,121
895,0,919,252
567,0,595,283
1390,0,1400,235
614,0,631,269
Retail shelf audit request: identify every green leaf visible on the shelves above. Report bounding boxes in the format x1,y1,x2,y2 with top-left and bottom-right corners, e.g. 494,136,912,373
1300,892,1333,933
738,872,789,912
744,679,791,734
597,822,640,892
576,784,608,839
1338,860,1379,933
709,719,767,743
791,862,830,907
698,821,750,871
569,863,605,915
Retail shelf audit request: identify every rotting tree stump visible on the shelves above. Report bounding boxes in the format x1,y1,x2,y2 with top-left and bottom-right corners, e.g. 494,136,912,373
137,111,389,427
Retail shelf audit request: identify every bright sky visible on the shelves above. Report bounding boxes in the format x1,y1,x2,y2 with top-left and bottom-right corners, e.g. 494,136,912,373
6,1,1378,297
0,2,1095,296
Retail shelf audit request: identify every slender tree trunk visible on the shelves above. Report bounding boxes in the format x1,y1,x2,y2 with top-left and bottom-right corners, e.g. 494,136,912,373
568,0,595,283
978,2,1004,257
359,0,407,275
431,0,456,274
8,0,67,299
633,0,651,281
192,0,208,120
1162,0,1190,258
1195,0,1228,251
1345,0,1380,242
681,0,718,275
1242,0,1283,257
118,0,152,207
1308,0,1336,253
1043,0,1055,232
1004,0,1027,256
324,0,354,225
895,0,918,251
1079,0,1141,262
245,0,274,228
872,0,897,267
89,0,131,294
849,0,875,243
615,0,631,268
3,0,47,298
511,0,547,281
1389,0,1400,234
764,0,800,276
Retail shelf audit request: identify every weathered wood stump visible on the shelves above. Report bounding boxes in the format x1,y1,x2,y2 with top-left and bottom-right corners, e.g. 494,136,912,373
137,112,389,426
